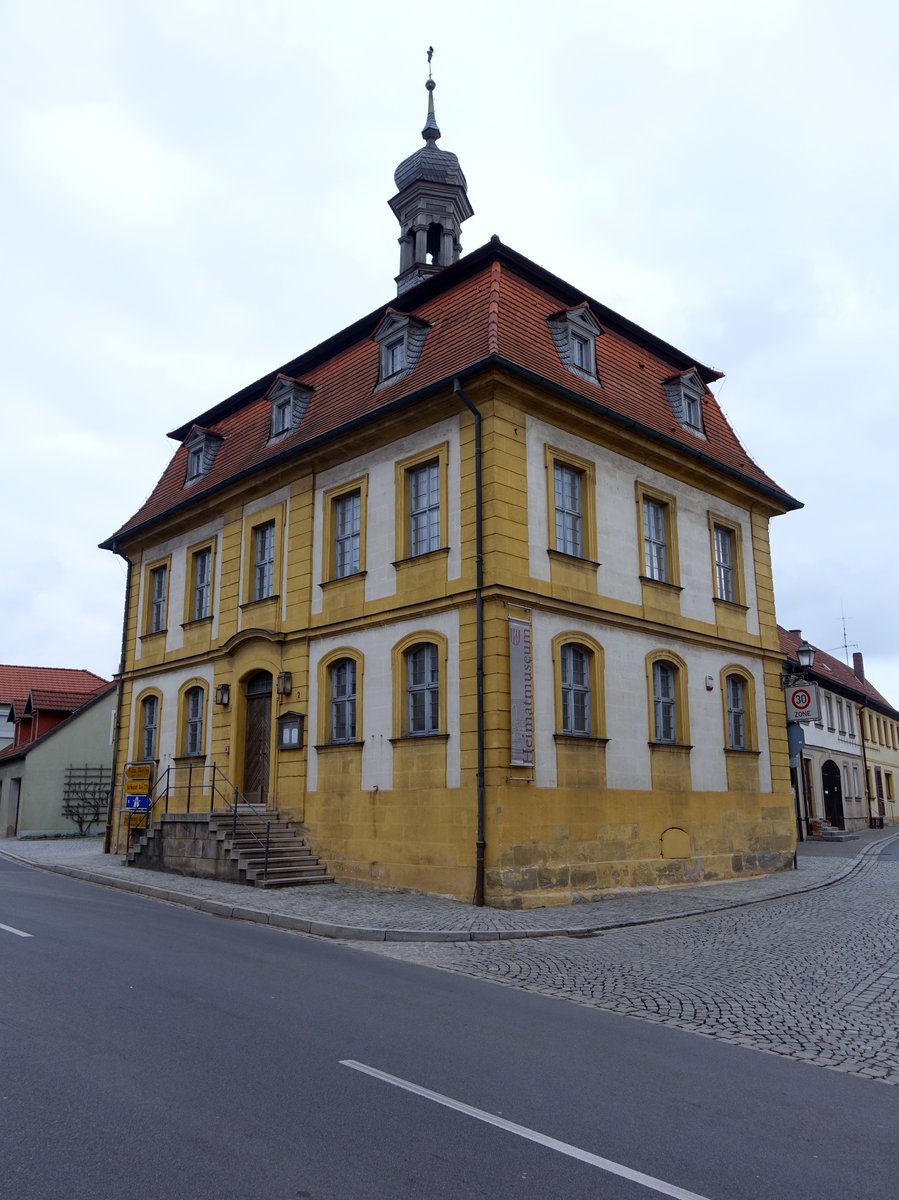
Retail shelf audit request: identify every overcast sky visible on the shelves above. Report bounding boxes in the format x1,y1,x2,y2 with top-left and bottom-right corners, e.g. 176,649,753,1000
3,0,898,702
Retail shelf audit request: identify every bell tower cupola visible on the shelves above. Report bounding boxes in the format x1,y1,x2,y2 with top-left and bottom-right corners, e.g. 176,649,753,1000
389,51,474,295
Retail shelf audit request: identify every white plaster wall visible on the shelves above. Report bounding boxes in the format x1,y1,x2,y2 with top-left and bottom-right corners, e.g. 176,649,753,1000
310,417,462,615
235,486,291,633
306,609,461,793
800,687,864,761
525,415,759,632
128,662,214,774
134,516,224,659
531,610,772,792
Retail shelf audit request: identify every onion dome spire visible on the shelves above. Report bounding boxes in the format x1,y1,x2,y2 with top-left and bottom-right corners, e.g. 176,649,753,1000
389,49,474,295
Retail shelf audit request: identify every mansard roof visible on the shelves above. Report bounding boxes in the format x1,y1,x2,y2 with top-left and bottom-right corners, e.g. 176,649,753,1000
102,238,800,549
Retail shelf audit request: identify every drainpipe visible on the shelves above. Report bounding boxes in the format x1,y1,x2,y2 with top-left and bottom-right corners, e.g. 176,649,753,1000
859,704,874,828
453,378,486,906
104,548,133,853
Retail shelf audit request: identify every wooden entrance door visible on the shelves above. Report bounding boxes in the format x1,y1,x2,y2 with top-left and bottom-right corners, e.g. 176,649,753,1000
243,671,272,805
821,759,844,829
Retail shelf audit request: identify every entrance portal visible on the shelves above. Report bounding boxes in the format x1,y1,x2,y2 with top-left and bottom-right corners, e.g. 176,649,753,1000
821,759,844,829
243,671,272,805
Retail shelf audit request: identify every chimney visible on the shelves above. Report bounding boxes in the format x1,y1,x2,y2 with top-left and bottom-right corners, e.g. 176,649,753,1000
852,651,865,683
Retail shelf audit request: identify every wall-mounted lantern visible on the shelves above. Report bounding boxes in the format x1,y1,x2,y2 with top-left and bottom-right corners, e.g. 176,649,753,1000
214,683,231,707
276,671,293,696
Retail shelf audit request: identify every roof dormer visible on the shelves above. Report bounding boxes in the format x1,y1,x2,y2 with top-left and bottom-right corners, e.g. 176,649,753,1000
183,426,223,484
663,369,707,437
547,303,603,382
373,309,431,387
266,375,313,440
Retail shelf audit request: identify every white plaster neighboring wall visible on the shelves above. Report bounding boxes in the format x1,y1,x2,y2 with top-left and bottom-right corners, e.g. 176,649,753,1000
128,662,214,774
134,516,225,660
311,417,462,615
236,486,291,634
525,415,759,632
306,610,461,793
530,610,771,792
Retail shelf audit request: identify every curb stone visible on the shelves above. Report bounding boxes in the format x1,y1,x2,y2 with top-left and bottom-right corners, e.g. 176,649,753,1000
1,832,897,943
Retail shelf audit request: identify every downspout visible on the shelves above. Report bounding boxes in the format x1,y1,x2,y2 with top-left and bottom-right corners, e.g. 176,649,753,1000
453,378,486,906
103,548,132,854
859,704,874,828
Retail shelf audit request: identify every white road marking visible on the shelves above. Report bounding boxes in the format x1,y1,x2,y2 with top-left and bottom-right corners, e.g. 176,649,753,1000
340,1060,714,1200
0,922,33,938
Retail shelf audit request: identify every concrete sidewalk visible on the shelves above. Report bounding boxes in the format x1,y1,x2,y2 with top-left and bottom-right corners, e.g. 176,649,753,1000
2,826,897,942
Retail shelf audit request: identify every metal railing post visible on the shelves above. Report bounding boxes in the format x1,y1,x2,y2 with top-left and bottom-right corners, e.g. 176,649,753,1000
164,770,171,814
264,821,270,883
210,763,217,813
186,762,193,813
232,787,238,836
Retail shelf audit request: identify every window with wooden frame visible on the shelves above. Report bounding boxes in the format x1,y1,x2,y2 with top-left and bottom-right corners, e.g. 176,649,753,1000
636,485,679,585
137,692,161,761
322,478,368,582
545,447,597,562
142,559,170,636
719,666,758,752
395,445,448,563
315,649,364,747
708,516,745,605
183,541,214,624
552,634,605,739
390,633,448,740
646,651,690,746
241,504,284,607
178,684,207,758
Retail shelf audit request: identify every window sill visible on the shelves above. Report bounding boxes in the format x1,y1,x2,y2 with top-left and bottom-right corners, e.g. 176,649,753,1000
547,549,601,569
724,747,761,757
648,741,692,751
393,547,450,569
239,595,280,611
173,754,207,764
314,741,364,752
639,576,683,594
712,597,749,613
140,628,168,641
181,615,213,630
389,733,449,745
320,571,367,590
553,733,609,745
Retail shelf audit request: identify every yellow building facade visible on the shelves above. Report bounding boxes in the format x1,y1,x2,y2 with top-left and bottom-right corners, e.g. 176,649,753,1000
103,93,801,905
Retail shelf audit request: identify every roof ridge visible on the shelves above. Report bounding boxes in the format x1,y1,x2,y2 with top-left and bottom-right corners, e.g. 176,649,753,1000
487,260,502,356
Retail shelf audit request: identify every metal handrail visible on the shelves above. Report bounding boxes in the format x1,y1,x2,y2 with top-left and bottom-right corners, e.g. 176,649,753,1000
119,761,273,882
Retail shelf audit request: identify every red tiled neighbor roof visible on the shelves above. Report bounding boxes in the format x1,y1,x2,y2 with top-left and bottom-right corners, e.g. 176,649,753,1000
0,665,108,707
778,627,897,715
103,239,800,548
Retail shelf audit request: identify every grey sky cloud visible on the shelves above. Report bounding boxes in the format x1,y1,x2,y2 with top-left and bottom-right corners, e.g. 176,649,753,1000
2,0,897,700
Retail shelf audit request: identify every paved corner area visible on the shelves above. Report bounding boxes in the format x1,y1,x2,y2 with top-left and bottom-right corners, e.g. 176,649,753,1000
0,828,894,939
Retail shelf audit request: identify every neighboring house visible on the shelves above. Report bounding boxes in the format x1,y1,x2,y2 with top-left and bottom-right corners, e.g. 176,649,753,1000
0,679,116,838
100,77,802,906
780,629,898,832
0,665,108,752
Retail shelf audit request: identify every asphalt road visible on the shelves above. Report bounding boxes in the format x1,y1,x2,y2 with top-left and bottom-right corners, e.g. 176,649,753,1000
2,855,897,1200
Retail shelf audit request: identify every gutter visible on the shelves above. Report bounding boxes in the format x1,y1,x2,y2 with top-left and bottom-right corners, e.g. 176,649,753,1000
453,378,486,907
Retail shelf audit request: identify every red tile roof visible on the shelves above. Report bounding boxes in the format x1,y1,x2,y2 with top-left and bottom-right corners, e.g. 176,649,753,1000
0,665,108,707
103,239,800,548
778,627,896,714
25,687,107,713
0,681,117,763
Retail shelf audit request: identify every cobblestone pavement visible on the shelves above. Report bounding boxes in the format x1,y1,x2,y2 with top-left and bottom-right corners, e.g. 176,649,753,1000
0,834,868,936
345,846,899,1085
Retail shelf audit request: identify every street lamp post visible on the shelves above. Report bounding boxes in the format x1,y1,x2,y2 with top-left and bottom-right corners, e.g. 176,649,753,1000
783,637,816,850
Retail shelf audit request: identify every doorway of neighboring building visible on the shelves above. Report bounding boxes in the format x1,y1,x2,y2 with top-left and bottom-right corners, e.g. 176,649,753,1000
243,671,273,806
821,759,844,829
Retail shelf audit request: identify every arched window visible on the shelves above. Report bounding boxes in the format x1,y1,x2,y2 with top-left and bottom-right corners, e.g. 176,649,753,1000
406,643,439,735
184,686,205,757
330,658,357,743
652,661,677,744
726,674,746,750
561,644,591,735
140,694,159,760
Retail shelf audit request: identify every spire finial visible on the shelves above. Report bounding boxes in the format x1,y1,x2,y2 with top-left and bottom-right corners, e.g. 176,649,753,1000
422,46,440,145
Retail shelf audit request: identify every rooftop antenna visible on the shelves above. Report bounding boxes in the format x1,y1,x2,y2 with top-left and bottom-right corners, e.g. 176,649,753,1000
826,608,858,665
